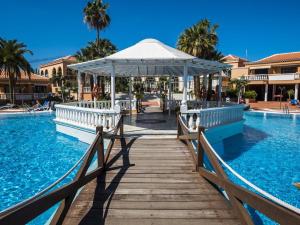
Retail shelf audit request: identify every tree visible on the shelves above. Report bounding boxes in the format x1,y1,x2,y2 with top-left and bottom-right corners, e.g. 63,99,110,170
177,19,222,99
74,39,116,62
74,39,116,98
84,0,110,48
0,38,33,104
229,76,249,103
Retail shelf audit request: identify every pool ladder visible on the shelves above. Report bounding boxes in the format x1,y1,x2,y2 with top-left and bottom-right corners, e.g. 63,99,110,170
282,104,290,114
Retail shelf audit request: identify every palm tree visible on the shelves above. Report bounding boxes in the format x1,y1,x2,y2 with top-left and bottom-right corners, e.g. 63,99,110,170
74,39,116,62
74,39,116,97
0,38,33,104
84,0,110,47
229,76,249,103
177,19,222,99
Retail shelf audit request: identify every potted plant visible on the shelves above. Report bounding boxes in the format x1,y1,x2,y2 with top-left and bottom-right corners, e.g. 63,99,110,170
244,90,257,104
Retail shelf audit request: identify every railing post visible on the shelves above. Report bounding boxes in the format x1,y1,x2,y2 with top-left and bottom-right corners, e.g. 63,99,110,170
96,126,105,169
120,115,124,137
177,113,181,139
196,126,205,171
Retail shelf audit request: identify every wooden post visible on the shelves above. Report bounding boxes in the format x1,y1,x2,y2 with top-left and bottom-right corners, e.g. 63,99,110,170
196,126,205,171
177,113,181,139
96,126,105,168
120,115,124,137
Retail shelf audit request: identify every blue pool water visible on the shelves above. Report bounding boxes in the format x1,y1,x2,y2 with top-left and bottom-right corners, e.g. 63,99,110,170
0,113,88,223
208,111,300,224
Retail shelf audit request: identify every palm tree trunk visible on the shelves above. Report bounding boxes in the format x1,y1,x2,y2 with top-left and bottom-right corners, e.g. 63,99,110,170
96,28,100,48
193,76,197,99
207,74,213,101
8,76,15,104
101,77,105,98
196,76,201,99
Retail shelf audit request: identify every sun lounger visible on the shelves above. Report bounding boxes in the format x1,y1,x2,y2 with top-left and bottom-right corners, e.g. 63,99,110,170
0,104,15,110
34,101,50,111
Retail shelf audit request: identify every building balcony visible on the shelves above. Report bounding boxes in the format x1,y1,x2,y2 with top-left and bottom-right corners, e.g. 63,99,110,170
244,73,300,82
0,93,49,101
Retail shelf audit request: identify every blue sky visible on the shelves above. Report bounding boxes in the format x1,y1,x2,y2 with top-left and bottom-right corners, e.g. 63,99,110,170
1,0,300,68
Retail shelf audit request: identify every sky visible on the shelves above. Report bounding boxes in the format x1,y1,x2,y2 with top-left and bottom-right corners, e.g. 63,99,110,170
1,0,300,68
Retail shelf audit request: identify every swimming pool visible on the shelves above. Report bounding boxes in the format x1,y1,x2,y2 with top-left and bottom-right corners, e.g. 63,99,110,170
0,113,89,223
208,111,300,224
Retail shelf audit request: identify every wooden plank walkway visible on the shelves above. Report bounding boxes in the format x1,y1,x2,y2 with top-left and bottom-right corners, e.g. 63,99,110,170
63,138,241,225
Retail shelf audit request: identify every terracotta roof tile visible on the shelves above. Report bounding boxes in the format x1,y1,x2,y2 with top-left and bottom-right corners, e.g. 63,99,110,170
249,52,300,64
0,71,49,81
222,54,248,62
40,55,77,68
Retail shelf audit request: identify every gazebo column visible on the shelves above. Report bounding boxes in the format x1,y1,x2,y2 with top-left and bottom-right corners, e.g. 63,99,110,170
295,83,299,100
180,64,188,113
93,74,97,108
77,70,82,101
264,83,268,102
168,75,172,116
203,74,208,107
218,72,223,107
111,64,116,109
129,76,133,115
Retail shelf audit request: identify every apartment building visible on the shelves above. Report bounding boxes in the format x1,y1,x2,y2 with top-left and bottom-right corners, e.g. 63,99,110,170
223,52,300,101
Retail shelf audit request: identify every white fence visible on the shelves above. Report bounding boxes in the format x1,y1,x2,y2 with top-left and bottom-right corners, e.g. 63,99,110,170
54,104,120,131
66,100,136,111
181,104,245,131
164,99,235,111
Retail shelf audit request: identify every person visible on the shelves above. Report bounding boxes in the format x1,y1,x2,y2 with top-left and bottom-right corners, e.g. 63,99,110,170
32,100,42,109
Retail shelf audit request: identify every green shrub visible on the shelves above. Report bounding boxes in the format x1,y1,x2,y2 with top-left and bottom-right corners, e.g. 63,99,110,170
287,89,295,99
244,90,257,99
225,88,238,98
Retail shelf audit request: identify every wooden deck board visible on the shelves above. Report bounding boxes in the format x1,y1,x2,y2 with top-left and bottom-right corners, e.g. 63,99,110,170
63,138,240,225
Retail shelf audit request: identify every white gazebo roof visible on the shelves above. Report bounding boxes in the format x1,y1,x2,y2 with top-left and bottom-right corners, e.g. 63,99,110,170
68,38,230,76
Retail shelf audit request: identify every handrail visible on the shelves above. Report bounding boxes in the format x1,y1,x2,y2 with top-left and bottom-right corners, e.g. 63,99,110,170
200,133,300,214
0,115,124,225
177,114,300,225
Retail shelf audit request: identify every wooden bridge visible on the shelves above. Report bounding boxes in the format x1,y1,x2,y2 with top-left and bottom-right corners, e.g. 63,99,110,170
62,138,240,225
0,108,299,225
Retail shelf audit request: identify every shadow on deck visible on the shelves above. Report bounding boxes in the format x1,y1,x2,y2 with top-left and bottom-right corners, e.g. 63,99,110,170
63,138,240,225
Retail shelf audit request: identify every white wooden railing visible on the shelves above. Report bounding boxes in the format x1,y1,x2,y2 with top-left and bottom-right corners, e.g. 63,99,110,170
66,100,136,111
164,99,235,110
83,87,91,93
181,104,245,131
54,104,120,131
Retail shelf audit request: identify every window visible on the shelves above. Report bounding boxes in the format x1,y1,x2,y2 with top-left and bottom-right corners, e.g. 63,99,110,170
281,67,297,74
45,70,48,77
253,69,268,74
52,68,57,76
41,70,44,76
57,67,62,76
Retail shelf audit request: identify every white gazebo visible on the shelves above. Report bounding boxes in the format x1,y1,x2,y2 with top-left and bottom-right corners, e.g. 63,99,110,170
68,38,230,112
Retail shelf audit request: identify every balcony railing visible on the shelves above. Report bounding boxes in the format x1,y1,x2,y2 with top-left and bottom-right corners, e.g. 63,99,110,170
0,93,48,101
244,74,269,81
244,73,300,81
